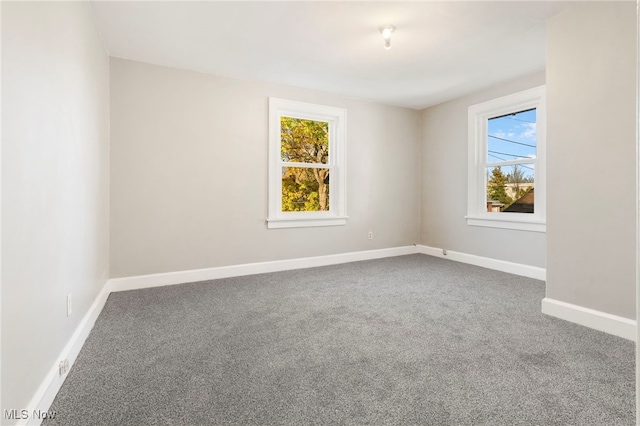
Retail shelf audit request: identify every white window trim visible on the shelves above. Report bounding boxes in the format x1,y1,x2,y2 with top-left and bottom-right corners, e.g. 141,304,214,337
466,86,546,233
267,98,347,229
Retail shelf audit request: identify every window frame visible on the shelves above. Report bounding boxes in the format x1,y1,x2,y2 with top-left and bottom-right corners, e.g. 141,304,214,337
267,98,347,229
466,86,546,233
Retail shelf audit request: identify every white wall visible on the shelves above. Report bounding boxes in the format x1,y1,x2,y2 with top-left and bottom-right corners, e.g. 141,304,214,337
546,1,636,319
1,1,110,421
110,58,420,278
420,72,546,268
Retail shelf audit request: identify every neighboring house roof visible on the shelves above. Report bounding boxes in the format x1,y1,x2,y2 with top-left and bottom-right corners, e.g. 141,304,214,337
503,188,534,213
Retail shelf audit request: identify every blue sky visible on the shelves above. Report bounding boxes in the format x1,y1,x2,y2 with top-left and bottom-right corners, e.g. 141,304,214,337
487,108,536,180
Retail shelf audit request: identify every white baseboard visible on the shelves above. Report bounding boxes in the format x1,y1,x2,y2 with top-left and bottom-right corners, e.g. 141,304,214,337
21,281,112,426
108,246,417,292
541,298,636,341
415,244,546,281
417,246,637,340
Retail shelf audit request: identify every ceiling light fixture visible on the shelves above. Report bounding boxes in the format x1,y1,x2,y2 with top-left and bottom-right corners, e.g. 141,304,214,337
379,24,396,50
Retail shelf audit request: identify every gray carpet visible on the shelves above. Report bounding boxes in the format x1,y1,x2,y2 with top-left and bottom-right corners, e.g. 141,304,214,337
45,254,635,425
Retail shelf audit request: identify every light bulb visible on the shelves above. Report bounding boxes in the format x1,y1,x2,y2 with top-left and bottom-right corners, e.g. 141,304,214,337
378,25,396,50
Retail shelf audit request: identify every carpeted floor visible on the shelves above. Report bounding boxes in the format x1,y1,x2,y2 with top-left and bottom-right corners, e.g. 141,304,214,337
45,254,635,425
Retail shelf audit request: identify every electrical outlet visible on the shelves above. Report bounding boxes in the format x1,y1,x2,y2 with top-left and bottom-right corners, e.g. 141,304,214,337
58,359,69,376
368,231,373,240
67,294,72,317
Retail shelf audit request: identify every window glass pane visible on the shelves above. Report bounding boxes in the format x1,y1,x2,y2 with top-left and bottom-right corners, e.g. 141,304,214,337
487,108,536,163
282,167,330,212
485,164,534,213
281,117,329,164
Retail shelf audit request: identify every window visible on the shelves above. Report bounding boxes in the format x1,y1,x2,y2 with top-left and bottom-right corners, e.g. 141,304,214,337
267,98,347,229
467,86,546,232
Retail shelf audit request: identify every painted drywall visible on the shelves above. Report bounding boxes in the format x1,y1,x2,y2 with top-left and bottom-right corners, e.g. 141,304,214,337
419,72,547,268
1,1,110,421
546,2,636,319
110,58,420,278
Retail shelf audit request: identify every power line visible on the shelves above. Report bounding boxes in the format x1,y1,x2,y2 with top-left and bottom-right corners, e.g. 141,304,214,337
490,108,536,121
487,151,535,171
488,149,521,157
488,153,507,162
488,149,531,160
505,116,536,124
488,134,536,148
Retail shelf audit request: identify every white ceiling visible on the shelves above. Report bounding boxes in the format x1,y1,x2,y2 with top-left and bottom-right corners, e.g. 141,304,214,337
90,1,572,110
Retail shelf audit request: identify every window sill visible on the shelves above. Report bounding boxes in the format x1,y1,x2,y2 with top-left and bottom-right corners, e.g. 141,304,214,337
465,215,546,233
267,216,348,229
